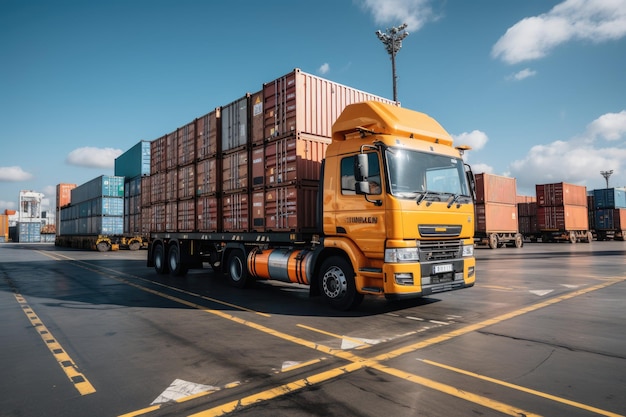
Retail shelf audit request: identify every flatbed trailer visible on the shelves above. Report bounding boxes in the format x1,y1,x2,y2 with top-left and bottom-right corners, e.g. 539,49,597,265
474,231,523,249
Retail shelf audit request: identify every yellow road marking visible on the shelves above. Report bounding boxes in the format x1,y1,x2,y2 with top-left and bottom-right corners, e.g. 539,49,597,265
420,359,624,417
297,323,372,347
12,290,95,395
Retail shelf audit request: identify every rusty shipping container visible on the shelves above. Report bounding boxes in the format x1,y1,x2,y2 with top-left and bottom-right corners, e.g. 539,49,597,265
517,201,537,218
150,173,166,204
150,135,167,174
165,170,178,201
250,90,264,146
518,215,539,235
222,192,249,232
222,95,249,152
263,68,395,139
222,149,248,193
536,183,587,207
251,147,265,188
265,185,318,232
537,205,589,230
196,158,218,196
475,202,519,233
176,200,196,232
178,165,195,200
165,131,178,171
196,196,219,232
177,121,196,166
264,133,330,187
196,109,220,160
251,190,265,230
474,173,517,205
141,177,151,207
56,183,76,208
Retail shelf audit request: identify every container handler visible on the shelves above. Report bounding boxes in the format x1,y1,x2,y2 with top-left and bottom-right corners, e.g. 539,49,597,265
147,101,476,310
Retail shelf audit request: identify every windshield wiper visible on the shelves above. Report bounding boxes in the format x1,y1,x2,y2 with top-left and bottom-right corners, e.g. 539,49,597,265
416,190,435,206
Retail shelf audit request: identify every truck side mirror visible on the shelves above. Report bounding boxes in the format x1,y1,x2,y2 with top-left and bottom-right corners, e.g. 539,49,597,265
354,153,370,195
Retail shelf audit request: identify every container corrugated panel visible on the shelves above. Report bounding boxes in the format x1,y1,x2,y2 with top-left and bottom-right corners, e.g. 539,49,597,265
177,199,195,232
150,172,166,204
263,68,395,139
537,205,588,230
536,183,587,207
15,222,41,243
165,202,177,232
593,188,626,209
196,109,220,160
115,140,151,179
616,208,626,229
177,121,196,166
250,90,264,146
141,177,151,207
516,195,536,204
126,176,142,197
56,183,76,208
125,213,143,235
222,192,249,232
222,149,248,193
165,170,178,202
221,96,249,152
474,173,517,204
518,215,538,235
165,132,178,171
264,132,330,187
265,185,318,232
93,197,124,216
127,195,141,216
251,190,265,231
250,147,265,188
196,196,219,232
71,175,125,204
595,209,615,230
91,216,124,235
150,135,167,174
517,202,537,217
178,165,195,200
196,158,218,196
475,202,518,233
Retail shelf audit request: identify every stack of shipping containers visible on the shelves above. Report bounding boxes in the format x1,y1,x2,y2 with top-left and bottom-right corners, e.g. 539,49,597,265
473,173,520,247
516,195,538,240
592,187,626,240
59,176,125,235
144,68,395,234
114,140,151,237
535,182,589,240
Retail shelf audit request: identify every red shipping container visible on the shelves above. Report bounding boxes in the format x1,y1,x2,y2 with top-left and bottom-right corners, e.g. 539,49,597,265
165,201,177,232
222,149,248,192
178,165,195,200
265,132,329,187
263,68,395,139
141,176,151,207
537,205,589,230
177,199,195,232
222,192,249,232
196,109,220,159
150,135,167,174
165,170,178,201
251,190,265,231
56,183,76,208
251,147,265,188
518,215,539,235
265,185,318,232
475,202,518,233
536,182,587,207
165,132,178,171
516,195,536,204
196,196,219,232
177,121,196,166
474,173,517,204
250,90,264,146
150,172,165,204
151,203,166,232
196,158,218,196
517,201,537,217
142,206,152,234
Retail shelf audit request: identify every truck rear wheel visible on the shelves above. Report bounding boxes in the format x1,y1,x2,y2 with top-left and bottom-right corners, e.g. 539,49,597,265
488,234,498,249
153,243,169,275
226,249,249,288
129,240,141,251
319,256,363,311
514,234,523,248
569,231,577,244
96,241,111,252
168,244,188,277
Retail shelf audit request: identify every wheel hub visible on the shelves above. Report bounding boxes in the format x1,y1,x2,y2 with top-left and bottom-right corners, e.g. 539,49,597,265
323,267,347,298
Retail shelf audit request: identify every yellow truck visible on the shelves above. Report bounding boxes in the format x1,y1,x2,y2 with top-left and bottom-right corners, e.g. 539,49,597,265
147,101,476,310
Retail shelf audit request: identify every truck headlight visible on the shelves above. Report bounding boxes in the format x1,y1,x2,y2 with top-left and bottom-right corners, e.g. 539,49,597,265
385,247,419,263
462,244,474,257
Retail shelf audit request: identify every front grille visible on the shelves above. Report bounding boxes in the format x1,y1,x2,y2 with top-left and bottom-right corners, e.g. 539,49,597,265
419,240,461,262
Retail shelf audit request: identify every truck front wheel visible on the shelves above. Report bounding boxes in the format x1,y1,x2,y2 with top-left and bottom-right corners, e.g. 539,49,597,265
226,249,249,288
319,256,363,311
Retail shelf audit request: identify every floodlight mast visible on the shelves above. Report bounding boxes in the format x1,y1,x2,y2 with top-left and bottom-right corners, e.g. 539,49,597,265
376,23,409,103
600,170,613,188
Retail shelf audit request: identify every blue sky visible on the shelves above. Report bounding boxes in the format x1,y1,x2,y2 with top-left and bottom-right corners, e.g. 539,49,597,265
1,0,625,212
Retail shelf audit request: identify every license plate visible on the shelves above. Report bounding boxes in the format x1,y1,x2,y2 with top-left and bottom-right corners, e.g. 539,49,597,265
433,264,453,274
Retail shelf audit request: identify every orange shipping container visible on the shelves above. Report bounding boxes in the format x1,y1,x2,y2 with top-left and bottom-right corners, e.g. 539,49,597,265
264,133,330,187
265,185,318,232
536,182,587,207
475,202,518,233
0,214,8,242
474,173,517,205
537,205,589,230
56,183,77,208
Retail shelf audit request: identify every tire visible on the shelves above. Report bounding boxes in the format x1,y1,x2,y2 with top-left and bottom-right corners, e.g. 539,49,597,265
153,243,169,275
96,241,111,252
128,241,141,251
569,231,577,244
585,231,593,243
514,234,524,248
226,249,249,288
168,244,188,277
488,234,498,250
318,256,363,311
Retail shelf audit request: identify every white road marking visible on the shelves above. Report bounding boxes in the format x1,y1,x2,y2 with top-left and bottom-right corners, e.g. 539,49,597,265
151,379,219,405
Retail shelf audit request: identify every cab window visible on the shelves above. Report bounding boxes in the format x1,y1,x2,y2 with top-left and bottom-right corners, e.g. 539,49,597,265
340,153,381,195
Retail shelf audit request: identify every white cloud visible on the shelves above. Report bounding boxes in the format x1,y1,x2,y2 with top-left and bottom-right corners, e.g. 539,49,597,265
508,68,538,81
508,110,626,190
66,147,123,169
471,163,495,175
453,130,488,151
0,200,16,210
492,0,626,64
0,166,34,182
359,0,437,32
318,63,330,75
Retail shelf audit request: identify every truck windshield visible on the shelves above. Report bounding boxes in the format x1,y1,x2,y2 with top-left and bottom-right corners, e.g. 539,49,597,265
385,148,470,199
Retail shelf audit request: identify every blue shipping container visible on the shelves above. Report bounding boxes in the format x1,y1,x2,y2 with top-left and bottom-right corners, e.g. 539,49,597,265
15,222,41,243
71,175,125,204
593,188,626,209
115,141,151,179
